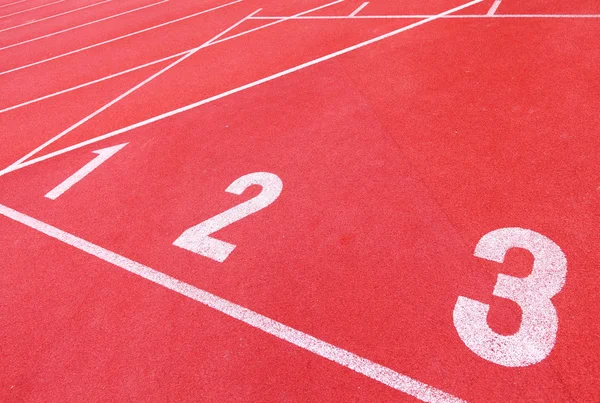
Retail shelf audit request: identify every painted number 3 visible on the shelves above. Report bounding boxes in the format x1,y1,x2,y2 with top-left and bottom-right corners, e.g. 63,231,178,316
453,228,567,367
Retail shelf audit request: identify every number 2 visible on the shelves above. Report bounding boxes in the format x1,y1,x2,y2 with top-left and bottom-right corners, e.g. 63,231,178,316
453,227,567,367
173,172,283,262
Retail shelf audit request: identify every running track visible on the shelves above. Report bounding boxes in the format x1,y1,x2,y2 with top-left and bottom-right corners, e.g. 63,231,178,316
0,0,599,401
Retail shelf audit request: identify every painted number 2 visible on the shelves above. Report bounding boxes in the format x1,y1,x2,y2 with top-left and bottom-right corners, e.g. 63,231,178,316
173,172,283,263
453,228,567,367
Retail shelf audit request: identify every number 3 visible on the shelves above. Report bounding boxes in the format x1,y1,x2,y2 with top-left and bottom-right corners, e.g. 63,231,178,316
453,228,567,367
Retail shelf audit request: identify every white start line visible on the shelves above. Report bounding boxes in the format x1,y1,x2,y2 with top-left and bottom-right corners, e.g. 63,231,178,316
0,202,464,403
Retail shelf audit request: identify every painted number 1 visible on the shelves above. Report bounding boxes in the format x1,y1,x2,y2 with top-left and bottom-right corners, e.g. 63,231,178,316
453,228,567,367
173,172,283,262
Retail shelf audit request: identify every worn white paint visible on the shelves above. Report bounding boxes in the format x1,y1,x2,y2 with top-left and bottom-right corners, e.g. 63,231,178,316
0,203,464,402
453,228,567,367
174,172,282,262
45,143,127,200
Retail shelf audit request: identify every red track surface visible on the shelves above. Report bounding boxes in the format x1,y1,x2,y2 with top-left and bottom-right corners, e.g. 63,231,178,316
1,0,599,401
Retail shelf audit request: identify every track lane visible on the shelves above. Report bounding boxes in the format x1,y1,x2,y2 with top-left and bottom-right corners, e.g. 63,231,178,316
0,217,418,403
38,17,418,156
0,0,165,48
0,0,252,108
0,0,598,401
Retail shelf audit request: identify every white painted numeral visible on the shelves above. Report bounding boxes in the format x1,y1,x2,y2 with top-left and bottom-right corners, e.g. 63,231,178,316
173,172,283,262
45,143,128,200
453,228,567,367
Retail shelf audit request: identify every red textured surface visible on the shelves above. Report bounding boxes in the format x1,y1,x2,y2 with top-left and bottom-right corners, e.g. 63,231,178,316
0,0,599,401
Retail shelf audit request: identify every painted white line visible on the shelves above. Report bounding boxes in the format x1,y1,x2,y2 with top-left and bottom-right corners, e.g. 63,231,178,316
0,53,185,114
0,0,168,51
487,0,501,16
0,0,27,10
484,14,600,18
248,14,600,19
249,15,426,19
209,0,343,44
0,0,111,33
0,0,63,19
0,202,465,403
7,10,261,168
0,0,482,177
0,0,343,114
45,143,127,200
349,2,368,17
0,0,242,77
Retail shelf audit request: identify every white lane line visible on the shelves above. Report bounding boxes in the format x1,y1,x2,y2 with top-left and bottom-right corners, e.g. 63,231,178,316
0,0,482,177
0,203,465,403
0,54,184,114
483,13,600,18
0,0,63,19
0,0,242,77
0,0,27,10
0,0,168,51
45,143,127,200
0,0,344,114
248,14,600,19
0,0,111,33
486,0,501,16
349,2,368,17
7,9,261,168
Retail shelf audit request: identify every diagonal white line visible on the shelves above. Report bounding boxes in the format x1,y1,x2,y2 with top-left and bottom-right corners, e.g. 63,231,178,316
349,2,368,17
0,0,111,33
0,0,482,178
486,0,501,16
0,0,344,114
0,0,168,51
6,9,261,168
0,202,466,403
0,0,63,19
0,0,243,76
0,54,186,114
248,13,600,19
0,0,28,9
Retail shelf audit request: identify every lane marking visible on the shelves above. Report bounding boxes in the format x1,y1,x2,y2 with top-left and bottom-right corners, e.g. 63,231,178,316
0,0,344,114
0,0,111,33
248,14,600,19
7,9,261,168
0,202,465,403
0,0,63,19
0,0,169,51
0,54,184,113
45,143,127,200
0,0,243,76
486,0,501,16
0,0,483,177
349,2,368,17
0,0,27,10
